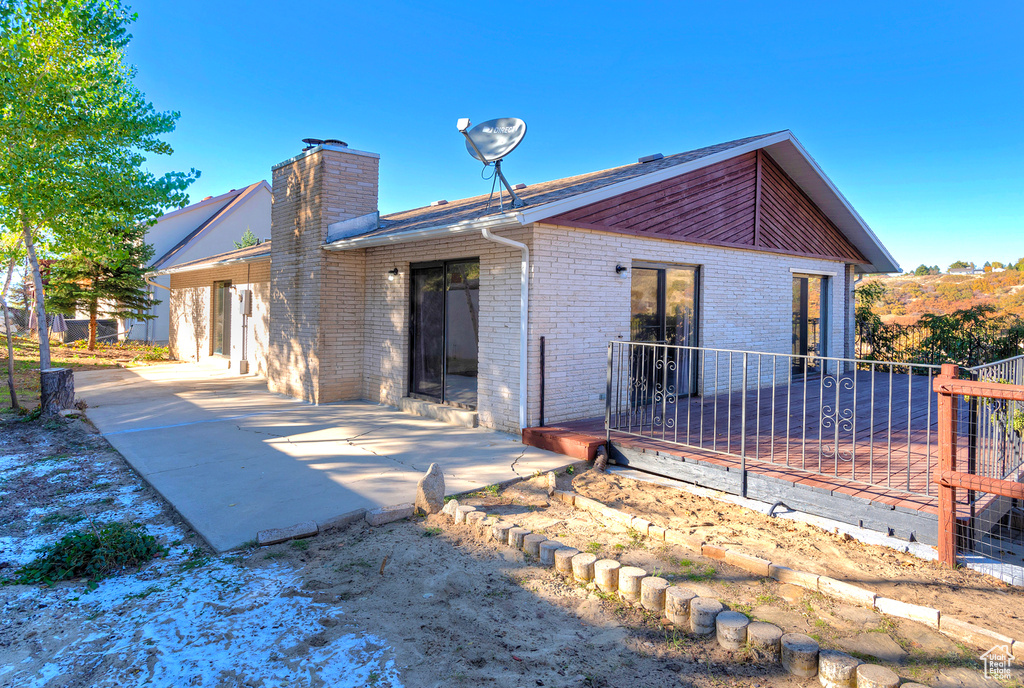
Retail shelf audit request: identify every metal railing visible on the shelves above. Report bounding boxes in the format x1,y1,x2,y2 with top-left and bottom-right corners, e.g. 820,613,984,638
605,341,945,497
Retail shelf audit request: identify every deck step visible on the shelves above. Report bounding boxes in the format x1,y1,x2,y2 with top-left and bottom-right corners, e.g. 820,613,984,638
522,426,604,461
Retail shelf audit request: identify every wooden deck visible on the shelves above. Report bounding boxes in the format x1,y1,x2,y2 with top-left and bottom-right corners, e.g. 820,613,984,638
525,370,993,545
607,369,954,497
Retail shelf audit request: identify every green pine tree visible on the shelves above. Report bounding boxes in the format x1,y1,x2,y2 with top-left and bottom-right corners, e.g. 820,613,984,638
47,222,159,350
234,226,259,249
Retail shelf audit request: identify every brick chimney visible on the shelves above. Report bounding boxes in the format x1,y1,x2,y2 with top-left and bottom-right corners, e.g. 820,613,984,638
267,142,379,403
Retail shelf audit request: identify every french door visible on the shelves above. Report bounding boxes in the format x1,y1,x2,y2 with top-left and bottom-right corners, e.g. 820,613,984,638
630,264,699,397
409,259,479,409
792,274,827,375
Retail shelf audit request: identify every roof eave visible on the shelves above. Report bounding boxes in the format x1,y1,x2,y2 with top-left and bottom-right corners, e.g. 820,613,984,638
322,214,524,251
515,131,898,275
146,251,270,278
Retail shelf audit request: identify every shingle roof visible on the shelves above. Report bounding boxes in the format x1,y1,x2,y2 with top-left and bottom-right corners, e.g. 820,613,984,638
343,132,782,242
151,181,269,269
154,241,271,274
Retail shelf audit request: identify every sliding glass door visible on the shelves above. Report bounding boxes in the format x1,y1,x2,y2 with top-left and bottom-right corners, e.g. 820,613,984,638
410,259,479,409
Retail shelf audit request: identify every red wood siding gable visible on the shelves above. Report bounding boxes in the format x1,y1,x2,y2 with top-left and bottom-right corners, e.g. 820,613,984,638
544,150,867,264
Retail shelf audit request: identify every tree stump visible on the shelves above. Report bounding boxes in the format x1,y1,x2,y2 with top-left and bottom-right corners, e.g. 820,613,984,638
40,368,74,416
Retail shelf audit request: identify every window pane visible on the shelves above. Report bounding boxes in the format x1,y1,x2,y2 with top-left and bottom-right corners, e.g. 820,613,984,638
444,261,479,408
630,268,660,342
410,266,444,399
664,267,697,347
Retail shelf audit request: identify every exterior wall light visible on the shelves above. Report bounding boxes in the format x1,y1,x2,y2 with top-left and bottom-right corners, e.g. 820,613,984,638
387,268,400,282
615,264,629,278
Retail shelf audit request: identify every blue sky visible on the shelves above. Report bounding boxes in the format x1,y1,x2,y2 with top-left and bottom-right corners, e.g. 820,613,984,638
128,1,1023,272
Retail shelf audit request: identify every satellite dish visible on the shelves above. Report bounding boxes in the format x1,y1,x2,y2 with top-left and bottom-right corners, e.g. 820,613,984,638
457,117,528,209
463,118,527,163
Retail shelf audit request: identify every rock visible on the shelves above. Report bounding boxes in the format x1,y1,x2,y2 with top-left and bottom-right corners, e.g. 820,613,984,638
317,508,368,532
572,553,598,583
618,567,647,603
838,633,907,665
465,511,487,531
690,597,724,635
855,664,899,688
594,560,621,593
491,521,514,543
415,463,446,514
781,633,819,677
640,577,669,613
666,586,697,626
716,611,749,650
818,649,860,688
554,548,579,576
454,505,478,524
747,622,784,662
508,526,530,549
539,540,565,566
365,503,414,527
934,667,1005,688
257,520,319,546
441,498,460,519
901,622,959,655
523,534,547,557
546,470,557,496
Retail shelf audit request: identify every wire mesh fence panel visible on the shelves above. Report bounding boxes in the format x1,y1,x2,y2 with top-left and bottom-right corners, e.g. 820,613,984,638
950,357,1024,583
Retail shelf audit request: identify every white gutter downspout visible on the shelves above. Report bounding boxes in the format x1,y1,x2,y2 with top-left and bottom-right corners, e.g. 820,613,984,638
481,228,529,430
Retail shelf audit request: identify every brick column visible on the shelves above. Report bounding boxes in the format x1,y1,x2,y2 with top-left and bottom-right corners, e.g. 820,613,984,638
267,144,378,403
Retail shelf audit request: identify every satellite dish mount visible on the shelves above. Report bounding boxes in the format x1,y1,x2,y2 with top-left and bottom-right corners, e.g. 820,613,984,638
457,117,528,211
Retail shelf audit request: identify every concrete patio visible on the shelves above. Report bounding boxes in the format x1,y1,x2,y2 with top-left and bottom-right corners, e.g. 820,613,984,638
76,362,572,551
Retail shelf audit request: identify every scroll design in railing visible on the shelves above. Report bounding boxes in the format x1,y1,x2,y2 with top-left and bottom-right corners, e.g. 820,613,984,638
820,374,855,462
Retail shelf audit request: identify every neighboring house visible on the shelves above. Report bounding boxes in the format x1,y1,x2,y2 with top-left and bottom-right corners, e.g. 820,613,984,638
149,130,899,435
129,180,271,343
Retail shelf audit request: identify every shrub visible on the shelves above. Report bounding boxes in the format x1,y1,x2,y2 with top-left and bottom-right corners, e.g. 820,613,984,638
3,522,166,587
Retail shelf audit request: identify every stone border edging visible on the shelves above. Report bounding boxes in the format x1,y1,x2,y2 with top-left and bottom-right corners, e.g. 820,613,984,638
554,486,1021,657
438,497,904,686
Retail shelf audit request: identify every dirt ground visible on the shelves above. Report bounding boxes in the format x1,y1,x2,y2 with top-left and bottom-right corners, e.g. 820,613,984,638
1,414,1021,687
571,469,1024,639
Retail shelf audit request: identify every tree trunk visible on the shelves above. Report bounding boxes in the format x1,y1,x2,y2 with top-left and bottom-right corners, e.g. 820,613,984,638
1,259,18,411
20,210,50,370
40,367,74,416
1,300,17,410
88,300,97,350
2,256,20,409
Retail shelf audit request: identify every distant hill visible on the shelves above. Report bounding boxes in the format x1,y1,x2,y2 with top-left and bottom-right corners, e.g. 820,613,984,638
862,270,1024,324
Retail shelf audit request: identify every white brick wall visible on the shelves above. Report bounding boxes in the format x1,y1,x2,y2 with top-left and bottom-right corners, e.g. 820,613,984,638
359,230,529,434
528,223,852,426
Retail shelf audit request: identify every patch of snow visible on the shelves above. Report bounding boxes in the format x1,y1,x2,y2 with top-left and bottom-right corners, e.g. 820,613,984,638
0,452,33,472
9,555,403,687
